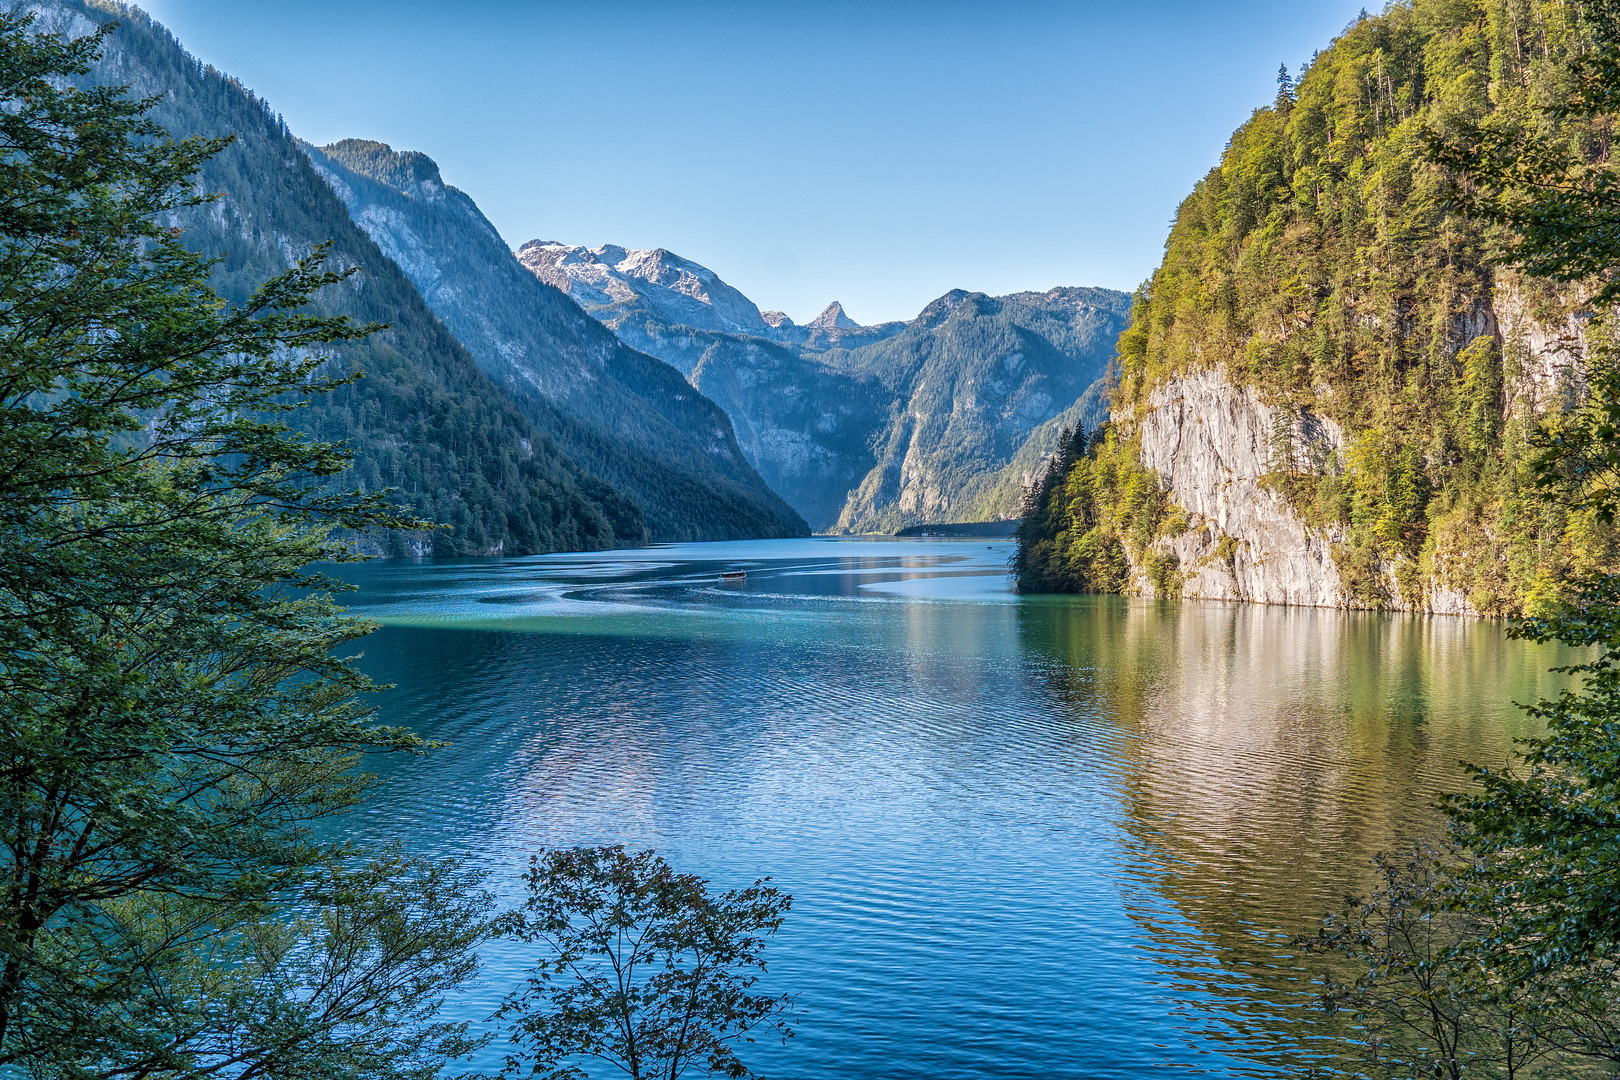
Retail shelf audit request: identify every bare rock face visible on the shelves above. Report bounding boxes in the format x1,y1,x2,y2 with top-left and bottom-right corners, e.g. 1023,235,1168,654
1123,275,1587,616
1132,368,1347,608
516,241,772,337
761,310,795,329
1495,275,1588,415
808,301,860,330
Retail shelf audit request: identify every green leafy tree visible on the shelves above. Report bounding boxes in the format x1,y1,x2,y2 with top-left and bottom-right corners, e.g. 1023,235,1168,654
496,847,796,1080
0,13,488,1076
1300,844,1582,1080
1305,3,1620,1070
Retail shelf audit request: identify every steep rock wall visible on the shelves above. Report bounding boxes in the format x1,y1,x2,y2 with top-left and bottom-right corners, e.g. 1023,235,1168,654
1123,277,1585,616
1130,369,1349,608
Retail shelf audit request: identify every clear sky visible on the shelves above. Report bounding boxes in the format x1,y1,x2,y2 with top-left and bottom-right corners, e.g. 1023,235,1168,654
135,0,1369,325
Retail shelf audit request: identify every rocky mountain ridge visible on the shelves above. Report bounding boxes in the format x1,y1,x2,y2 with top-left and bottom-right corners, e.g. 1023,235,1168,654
57,0,655,557
516,240,1129,532
305,141,808,543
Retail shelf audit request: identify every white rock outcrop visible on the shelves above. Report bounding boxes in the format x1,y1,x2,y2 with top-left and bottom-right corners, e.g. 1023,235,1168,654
1133,368,1347,607
1120,274,1595,617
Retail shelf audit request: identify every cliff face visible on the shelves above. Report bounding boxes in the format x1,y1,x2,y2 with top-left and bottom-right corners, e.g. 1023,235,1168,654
1013,3,1617,616
1131,368,1348,609
1120,273,1584,616
685,336,887,530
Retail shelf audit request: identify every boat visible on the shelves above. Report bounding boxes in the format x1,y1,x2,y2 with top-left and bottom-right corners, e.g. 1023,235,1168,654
719,570,747,583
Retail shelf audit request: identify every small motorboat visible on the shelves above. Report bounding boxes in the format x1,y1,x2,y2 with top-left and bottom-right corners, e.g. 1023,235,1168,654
719,570,747,584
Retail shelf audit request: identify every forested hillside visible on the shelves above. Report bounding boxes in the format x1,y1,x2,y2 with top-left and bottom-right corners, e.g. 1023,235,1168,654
305,141,807,542
1018,0,1618,614
58,0,650,556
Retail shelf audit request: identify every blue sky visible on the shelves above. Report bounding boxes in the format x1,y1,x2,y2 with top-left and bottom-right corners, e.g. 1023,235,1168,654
136,0,1370,325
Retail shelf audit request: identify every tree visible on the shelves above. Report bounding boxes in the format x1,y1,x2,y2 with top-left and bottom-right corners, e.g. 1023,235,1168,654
1415,0,1620,972
1274,62,1295,111
1299,844,1579,1080
0,12,488,1075
496,847,795,1080
1296,4,1620,1067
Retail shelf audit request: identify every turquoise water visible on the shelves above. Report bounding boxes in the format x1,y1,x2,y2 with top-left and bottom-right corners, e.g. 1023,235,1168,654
335,538,1570,1078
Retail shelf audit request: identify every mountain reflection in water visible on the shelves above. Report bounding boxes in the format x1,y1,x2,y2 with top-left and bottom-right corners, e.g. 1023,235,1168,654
332,539,1570,1079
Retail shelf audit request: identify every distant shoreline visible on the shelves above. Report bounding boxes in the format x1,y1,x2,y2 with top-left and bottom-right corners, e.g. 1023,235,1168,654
892,521,1019,539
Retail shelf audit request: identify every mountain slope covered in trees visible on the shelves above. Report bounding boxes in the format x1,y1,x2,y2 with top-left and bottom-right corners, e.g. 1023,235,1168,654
303,140,807,542
55,0,649,556
1017,0,1617,614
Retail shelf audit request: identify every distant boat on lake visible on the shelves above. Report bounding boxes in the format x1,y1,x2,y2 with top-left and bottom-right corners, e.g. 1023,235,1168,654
720,571,747,583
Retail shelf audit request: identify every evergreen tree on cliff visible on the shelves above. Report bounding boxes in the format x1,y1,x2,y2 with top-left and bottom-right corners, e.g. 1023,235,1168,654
0,14,487,1076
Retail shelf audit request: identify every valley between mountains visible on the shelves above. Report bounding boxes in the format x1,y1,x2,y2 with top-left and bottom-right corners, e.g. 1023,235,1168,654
55,0,1599,616
313,139,1130,537
53,0,1132,553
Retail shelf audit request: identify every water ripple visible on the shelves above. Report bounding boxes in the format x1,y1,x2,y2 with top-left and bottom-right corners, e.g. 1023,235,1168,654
329,540,1575,1079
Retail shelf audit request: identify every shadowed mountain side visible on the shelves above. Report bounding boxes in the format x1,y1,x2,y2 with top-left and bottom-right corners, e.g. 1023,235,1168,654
960,375,1116,525
687,335,889,530
60,0,645,556
303,140,807,542
818,288,1130,533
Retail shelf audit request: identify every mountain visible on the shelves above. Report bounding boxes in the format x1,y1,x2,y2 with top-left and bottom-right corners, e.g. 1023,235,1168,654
806,287,1130,533
520,241,910,374
521,239,1131,531
1016,2,1613,616
54,0,647,557
303,142,807,543
517,241,774,342
685,336,890,530
808,302,859,331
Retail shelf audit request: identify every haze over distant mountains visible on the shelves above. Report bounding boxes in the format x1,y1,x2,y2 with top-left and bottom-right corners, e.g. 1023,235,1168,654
522,239,1129,532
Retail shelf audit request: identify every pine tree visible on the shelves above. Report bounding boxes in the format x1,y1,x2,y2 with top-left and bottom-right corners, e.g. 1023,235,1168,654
0,14,487,1076
1274,62,1295,110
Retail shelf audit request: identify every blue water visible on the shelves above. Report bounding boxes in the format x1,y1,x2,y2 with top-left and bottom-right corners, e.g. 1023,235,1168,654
334,538,1568,1078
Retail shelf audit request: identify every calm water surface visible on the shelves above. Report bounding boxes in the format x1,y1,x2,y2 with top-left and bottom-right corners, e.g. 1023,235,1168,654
335,538,1573,1078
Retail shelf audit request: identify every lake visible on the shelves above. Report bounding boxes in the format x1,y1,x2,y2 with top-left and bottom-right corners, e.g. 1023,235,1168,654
335,538,1571,1078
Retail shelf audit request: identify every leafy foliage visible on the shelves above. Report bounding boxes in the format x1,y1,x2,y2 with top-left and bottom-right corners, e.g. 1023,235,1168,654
1299,845,1591,1080
497,847,795,1080
1300,5,1620,1073
1027,0,1620,610
0,10,492,1075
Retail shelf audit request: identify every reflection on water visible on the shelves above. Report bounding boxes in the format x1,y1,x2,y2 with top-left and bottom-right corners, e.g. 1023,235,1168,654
333,539,1573,1079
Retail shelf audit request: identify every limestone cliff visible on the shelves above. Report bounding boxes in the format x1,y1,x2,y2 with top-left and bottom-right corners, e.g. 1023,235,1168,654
1014,4,1616,616
1118,274,1586,616
1127,368,1349,609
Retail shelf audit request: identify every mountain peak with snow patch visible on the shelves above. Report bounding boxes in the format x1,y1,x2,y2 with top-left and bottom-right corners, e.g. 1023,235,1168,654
516,240,770,337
